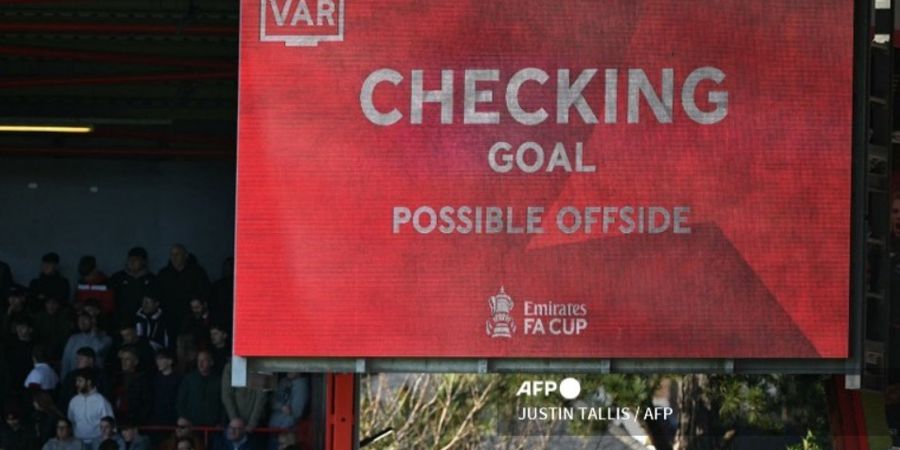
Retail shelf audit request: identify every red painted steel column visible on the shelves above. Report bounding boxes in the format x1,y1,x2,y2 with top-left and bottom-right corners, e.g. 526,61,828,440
326,373,356,450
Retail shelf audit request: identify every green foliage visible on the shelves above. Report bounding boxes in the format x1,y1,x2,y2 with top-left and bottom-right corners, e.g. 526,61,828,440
785,430,826,450
358,373,831,450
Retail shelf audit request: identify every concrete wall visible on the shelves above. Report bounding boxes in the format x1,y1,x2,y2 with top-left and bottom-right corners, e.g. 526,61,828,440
0,157,235,287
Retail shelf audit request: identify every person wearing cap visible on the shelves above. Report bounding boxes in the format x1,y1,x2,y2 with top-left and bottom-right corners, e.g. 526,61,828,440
29,252,70,306
109,248,155,327
0,404,39,450
61,313,112,379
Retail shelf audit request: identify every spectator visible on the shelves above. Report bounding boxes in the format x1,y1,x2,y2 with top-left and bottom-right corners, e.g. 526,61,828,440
74,257,113,317
150,349,180,426
110,322,154,377
134,295,171,351
156,245,209,320
41,418,84,450
2,284,29,339
32,296,72,362
29,253,70,307
274,433,296,450
6,315,36,393
91,417,124,450
67,369,114,445
23,345,59,391
61,314,112,378
96,440,118,450
0,259,12,308
0,405,39,450
222,362,268,432
118,421,149,450
176,350,222,427
208,324,230,376
58,348,109,413
213,418,258,450
268,373,309,430
208,258,233,334
0,360,8,422
158,418,205,450
110,347,150,425
176,437,196,450
31,390,65,444
81,300,114,340
181,298,211,349
108,248,155,327
174,334,199,376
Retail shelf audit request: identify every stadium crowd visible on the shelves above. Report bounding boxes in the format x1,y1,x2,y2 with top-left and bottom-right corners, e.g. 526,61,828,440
0,246,309,450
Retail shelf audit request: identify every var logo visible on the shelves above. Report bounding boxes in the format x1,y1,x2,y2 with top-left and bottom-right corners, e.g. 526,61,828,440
260,0,345,47
516,378,581,400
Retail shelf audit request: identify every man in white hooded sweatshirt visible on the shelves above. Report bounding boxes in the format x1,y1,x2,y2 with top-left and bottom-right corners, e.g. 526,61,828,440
68,368,114,445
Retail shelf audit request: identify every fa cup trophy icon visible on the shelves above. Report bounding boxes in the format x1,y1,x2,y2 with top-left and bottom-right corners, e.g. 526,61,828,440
486,287,516,338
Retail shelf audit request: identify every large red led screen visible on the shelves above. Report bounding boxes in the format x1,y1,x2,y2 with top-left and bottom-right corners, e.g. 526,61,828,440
235,0,853,358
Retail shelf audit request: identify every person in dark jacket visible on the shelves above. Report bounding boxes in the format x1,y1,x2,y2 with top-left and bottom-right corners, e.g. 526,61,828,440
110,347,151,425
176,350,221,426
0,405,39,450
2,285,29,341
32,296,73,362
208,324,230,377
0,260,12,310
156,245,210,320
208,258,233,335
31,390,65,445
150,349,181,426
28,253,70,308
108,247,155,327
6,316,35,395
109,322,155,377
212,418,259,450
134,295,172,351
181,298,211,350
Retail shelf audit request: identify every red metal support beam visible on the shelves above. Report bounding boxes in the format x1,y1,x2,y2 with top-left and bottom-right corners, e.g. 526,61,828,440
828,376,870,450
0,22,235,36
326,373,356,450
0,71,234,89
0,45,236,70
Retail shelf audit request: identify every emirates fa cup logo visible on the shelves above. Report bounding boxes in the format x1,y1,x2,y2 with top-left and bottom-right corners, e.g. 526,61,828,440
486,287,516,338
